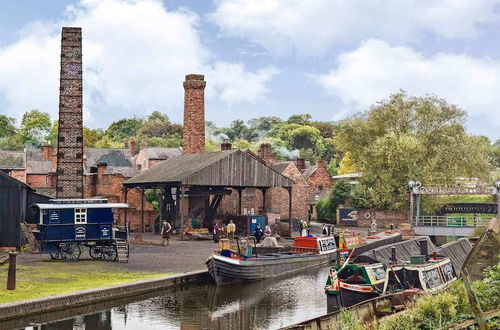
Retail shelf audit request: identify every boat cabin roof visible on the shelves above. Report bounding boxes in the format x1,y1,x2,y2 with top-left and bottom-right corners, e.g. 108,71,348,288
34,203,128,210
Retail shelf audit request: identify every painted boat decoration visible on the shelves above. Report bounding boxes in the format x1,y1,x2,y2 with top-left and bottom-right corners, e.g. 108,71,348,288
324,237,472,313
206,236,337,285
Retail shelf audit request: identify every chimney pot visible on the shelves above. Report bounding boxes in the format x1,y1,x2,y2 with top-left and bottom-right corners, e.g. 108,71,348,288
41,142,52,161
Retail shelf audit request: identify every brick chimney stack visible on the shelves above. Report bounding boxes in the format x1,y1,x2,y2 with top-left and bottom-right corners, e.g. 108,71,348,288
129,138,136,157
221,140,232,151
41,142,51,161
258,143,276,165
294,157,306,172
56,27,84,199
183,74,206,154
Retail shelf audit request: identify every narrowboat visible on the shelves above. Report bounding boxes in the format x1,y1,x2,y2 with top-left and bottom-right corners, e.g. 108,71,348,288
206,236,337,285
324,237,472,312
32,199,129,262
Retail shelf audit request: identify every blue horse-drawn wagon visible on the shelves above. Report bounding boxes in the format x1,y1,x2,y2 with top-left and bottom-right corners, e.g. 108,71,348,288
32,199,129,262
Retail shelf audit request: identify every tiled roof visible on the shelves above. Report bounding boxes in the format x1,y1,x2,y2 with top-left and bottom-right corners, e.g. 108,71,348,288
0,151,25,169
271,161,291,174
142,147,182,160
302,165,317,180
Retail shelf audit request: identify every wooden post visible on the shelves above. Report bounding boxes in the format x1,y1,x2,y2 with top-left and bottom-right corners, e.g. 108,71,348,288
287,187,292,221
179,186,185,239
237,188,243,215
6,252,17,290
124,187,129,227
141,188,145,233
409,189,414,227
261,188,267,213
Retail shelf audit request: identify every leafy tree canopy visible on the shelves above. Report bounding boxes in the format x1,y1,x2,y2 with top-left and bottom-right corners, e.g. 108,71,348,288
335,90,493,210
106,117,144,140
20,110,51,148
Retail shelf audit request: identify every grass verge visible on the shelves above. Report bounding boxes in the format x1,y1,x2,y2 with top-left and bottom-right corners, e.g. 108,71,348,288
0,261,171,304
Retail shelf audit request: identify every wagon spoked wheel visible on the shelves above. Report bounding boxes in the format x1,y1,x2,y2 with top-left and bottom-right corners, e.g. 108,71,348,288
61,243,82,261
89,246,104,259
103,246,117,261
50,251,62,260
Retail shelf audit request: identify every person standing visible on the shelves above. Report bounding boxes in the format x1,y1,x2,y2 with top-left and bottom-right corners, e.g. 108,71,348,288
322,224,328,236
253,223,264,243
213,223,220,243
227,220,236,240
161,220,172,246
264,224,272,237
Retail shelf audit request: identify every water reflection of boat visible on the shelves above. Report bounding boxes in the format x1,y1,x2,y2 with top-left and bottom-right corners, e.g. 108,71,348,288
206,236,337,285
325,237,472,313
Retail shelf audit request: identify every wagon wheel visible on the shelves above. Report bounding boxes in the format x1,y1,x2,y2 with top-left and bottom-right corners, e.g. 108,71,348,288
89,245,104,259
102,246,117,261
50,251,62,260
61,243,82,261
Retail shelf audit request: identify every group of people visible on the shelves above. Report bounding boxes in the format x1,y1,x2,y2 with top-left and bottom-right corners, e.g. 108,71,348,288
251,223,272,243
213,220,237,243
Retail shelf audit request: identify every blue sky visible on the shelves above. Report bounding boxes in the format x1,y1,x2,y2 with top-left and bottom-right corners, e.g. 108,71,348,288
0,0,499,141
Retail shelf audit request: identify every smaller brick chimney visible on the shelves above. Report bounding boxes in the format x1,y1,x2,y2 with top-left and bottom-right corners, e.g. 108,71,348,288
129,138,136,157
221,140,232,151
258,143,276,165
294,158,306,172
97,162,107,179
41,142,51,161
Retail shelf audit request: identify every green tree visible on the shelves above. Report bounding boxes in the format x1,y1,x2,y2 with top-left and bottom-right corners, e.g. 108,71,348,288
218,120,258,142
335,91,493,210
0,115,16,138
287,114,312,125
83,127,105,147
106,117,143,141
19,110,51,148
316,179,353,222
286,125,321,150
310,121,335,139
247,116,283,134
0,115,22,150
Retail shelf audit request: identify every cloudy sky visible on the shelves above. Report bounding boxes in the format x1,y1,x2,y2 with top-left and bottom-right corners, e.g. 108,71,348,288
0,0,499,140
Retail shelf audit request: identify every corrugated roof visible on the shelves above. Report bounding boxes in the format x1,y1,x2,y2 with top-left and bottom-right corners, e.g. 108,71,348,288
124,149,294,188
357,236,436,264
0,151,25,169
437,238,472,276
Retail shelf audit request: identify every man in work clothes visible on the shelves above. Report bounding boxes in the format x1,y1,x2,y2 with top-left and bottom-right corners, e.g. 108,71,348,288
161,220,172,246
227,220,236,240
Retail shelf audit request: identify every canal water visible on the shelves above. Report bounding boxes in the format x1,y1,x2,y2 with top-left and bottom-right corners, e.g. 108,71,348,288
7,267,329,330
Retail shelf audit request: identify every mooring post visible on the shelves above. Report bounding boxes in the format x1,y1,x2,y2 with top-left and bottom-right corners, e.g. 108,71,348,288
6,252,17,290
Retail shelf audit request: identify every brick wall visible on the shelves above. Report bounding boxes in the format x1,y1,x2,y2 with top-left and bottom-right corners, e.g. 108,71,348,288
219,188,265,215
267,163,309,220
10,170,26,182
306,159,333,193
182,74,206,154
26,174,55,189
356,209,409,228
56,27,84,198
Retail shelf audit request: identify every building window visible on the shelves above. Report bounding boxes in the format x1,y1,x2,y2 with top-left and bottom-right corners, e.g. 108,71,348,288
75,208,87,224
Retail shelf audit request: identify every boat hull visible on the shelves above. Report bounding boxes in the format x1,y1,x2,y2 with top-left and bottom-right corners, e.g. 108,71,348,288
206,253,335,285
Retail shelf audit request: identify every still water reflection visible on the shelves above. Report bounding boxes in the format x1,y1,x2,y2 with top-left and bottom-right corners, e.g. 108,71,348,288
17,267,329,330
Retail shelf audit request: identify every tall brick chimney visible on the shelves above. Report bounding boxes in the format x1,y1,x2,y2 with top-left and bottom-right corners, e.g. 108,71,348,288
183,74,206,154
56,27,84,199
41,142,51,161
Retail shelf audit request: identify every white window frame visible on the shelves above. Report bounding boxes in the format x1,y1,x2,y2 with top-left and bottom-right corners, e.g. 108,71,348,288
74,208,87,224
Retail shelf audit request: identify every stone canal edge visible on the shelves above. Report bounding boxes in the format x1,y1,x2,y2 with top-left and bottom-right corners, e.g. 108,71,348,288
0,270,210,322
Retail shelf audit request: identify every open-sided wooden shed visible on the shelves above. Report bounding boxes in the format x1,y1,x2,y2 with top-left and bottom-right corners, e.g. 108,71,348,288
123,149,294,234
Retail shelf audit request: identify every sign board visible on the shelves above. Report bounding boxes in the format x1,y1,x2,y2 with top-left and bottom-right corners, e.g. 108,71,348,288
413,186,497,195
49,210,60,224
339,208,357,225
317,237,337,254
100,225,111,239
75,225,86,240
437,203,497,215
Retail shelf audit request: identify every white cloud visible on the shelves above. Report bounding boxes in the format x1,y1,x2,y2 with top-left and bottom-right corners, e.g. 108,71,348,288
209,0,500,56
313,39,500,137
0,0,278,127
208,62,279,105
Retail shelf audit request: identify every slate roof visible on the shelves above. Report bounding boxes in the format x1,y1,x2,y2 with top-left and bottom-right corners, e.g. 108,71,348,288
302,165,317,180
307,187,330,204
271,161,291,174
107,166,138,178
124,149,294,188
26,160,53,174
0,151,25,169
85,148,133,167
142,147,181,160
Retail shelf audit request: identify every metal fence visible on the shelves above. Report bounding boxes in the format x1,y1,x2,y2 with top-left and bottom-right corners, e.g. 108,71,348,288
414,216,488,227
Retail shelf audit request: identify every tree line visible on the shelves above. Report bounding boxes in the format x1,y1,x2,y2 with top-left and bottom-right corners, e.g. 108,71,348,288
1,90,499,212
